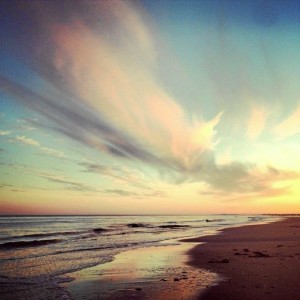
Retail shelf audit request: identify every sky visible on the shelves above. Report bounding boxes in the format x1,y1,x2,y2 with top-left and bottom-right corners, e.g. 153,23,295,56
0,0,299,215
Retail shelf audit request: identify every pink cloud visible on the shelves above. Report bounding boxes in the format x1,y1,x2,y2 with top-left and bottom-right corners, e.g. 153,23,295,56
51,2,222,172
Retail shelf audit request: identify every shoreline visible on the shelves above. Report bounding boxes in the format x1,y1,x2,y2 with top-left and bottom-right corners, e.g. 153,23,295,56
184,217,300,299
62,243,218,299
61,217,279,299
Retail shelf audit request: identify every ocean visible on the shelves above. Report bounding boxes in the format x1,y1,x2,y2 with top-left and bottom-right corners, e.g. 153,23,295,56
0,215,278,299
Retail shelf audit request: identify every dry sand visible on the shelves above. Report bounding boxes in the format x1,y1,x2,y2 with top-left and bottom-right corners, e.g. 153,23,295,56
184,217,300,300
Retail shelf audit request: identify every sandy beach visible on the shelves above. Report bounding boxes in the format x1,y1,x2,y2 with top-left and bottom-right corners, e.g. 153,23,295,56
63,217,300,300
185,217,300,299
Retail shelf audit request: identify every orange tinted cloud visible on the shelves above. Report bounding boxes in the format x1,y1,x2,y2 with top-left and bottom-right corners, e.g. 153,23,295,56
274,104,300,139
247,104,269,140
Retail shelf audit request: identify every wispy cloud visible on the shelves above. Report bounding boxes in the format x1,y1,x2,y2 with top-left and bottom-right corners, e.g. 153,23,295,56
79,161,168,197
15,135,40,147
103,189,139,197
247,104,269,140
0,130,11,136
274,104,300,139
51,18,222,171
14,119,36,131
101,187,167,198
39,147,64,158
1,0,299,206
79,162,152,190
7,133,64,158
0,183,13,189
1,77,160,164
200,164,299,200
0,0,222,179
2,161,97,192
40,173,97,192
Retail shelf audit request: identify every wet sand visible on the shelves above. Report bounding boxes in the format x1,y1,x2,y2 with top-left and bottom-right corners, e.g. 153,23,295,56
184,217,300,299
63,244,218,300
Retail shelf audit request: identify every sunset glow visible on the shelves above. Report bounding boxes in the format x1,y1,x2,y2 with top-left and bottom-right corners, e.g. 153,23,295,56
0,0,299,214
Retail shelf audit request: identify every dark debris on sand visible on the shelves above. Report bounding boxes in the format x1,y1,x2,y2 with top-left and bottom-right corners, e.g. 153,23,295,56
208,259,229,263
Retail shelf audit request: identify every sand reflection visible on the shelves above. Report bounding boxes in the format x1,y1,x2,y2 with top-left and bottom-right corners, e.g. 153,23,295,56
63,243,218,299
